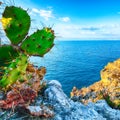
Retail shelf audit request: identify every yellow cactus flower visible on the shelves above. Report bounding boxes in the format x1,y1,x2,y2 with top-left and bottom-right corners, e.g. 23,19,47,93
0,17,12,29
45,27,51,32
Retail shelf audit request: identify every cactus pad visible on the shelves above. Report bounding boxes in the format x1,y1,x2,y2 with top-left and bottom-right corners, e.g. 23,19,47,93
1,6,30,45
0,45,19,77
0,54,28,88
0,45,19,61
21,27,55,57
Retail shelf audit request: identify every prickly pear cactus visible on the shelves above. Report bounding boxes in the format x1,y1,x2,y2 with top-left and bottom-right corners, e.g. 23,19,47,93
21,28,55,57
0,5,55,89
0,45,19,61
1,6,30,45
0,45,19,77
0,54,28,88
0,6,55,56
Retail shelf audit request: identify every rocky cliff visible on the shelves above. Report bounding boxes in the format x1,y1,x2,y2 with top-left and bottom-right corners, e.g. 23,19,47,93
71,59,120,109
0,80,120,120
44,80,120,120
0,59,120,120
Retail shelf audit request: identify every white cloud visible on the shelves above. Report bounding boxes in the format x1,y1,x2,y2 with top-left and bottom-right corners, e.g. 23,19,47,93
31,8,54,21
54,23,120,40
32,8,39,13
59,17,70,22
39,10,54,20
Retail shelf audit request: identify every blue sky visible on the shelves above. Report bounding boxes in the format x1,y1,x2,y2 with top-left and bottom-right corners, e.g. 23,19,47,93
1,0,120,40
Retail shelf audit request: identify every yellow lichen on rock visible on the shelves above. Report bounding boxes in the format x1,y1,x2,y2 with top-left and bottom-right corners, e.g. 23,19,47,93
71,59,120,109
0,17,12,29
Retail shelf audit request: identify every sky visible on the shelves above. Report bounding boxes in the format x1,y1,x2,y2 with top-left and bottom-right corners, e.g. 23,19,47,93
1,0,120,40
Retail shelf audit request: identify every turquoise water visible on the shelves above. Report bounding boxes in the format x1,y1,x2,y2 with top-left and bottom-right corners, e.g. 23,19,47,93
30,40,120,96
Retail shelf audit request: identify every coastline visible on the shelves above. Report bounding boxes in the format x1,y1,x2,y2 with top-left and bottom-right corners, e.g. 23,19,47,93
0,59,120,119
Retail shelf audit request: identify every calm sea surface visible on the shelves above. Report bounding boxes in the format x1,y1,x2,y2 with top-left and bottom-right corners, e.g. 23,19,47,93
30,40,120,96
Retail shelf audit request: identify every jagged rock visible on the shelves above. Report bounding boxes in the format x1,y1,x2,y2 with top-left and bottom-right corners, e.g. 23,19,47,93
45,80,71,108
0,88,37,109
0,80,120,120
44,80,120,120
88,100,120,120
25,106,54,117
71,59,120,108
44,80,104,120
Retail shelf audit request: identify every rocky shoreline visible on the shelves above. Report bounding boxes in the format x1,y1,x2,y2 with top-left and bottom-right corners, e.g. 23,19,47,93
0,80,120,120
71,59,120,109
0,59,120,120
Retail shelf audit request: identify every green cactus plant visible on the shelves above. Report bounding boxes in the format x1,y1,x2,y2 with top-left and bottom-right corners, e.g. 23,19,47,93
21,28,55,57
0,54,28,88
0,45,19,61
0,45,19,77
1,6,30,45
0,5,55,89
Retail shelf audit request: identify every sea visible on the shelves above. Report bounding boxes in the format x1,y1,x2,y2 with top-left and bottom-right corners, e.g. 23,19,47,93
30,40,120,96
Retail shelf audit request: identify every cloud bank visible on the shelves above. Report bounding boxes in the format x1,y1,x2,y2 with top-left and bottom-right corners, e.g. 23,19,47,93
54,24,120,40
